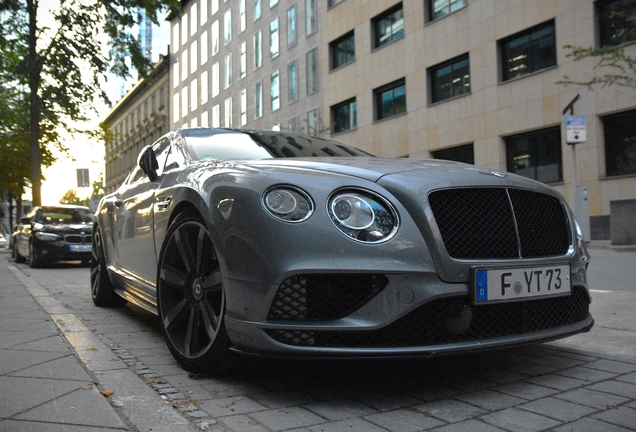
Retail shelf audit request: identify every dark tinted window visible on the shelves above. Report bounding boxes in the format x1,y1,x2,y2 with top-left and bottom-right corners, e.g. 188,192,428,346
331,98,357,134
372,3,404,49
597,0,636,46
429,54,470,103
500,20,556,81
330,31,355,70
603,109,636,176
432,143,474,164
505,127,562,183
374,79,406,120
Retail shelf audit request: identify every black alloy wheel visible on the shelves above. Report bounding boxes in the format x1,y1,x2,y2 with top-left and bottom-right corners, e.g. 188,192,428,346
91,228,127,307
157,211,230,374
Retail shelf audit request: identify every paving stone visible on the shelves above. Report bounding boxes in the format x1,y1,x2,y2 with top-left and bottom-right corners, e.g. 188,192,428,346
413,399,487,423
550,417,634,432
493,381,560,400
455,389,526,411
352,390,422,412
0,420,127,432
556,365,618,382
199,396,267,417
518,396,598,422
617,372,636,385
524,373,587,390
304,398,379,421
588,380,636,399
306,417,391,432
592,406,636,430
555,387,629,409
586,359,636,374
481,407,561,431
428,419,508,432
364,408,445,431
247,406,325,430
250,390,317,409
219,414,270,432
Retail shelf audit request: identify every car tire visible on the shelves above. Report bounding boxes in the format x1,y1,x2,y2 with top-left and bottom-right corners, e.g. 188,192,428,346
157,211,232,374
91,228,127,307
13,242,26,263
29,242,45,268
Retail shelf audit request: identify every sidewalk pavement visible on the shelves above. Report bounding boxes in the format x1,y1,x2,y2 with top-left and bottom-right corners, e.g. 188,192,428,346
0,248,196,432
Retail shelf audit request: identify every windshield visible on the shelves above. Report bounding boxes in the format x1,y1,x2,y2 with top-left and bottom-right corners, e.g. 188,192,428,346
182,128,374,161
38,207,93,224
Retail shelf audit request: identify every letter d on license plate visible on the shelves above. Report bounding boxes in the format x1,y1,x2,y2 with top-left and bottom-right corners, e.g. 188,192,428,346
474,264,571,304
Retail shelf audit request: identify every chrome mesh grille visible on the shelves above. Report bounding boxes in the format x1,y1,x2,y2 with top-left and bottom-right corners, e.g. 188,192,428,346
428,188,571,259
265,286,590,348
267,274,389,321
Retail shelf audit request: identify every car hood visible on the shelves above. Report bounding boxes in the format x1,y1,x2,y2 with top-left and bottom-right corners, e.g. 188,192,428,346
242,157,557,193
35,223,93,233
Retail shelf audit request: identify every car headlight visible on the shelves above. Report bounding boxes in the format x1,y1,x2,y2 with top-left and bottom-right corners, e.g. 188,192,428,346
328,189,399,243
263,186,314,222
35,232,61,241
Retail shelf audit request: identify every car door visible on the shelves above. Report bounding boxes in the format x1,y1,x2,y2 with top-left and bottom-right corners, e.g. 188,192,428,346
112,138,172,292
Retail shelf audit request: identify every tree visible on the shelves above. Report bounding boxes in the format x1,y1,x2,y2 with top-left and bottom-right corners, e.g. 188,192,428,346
0,0,180,206
559,4,636,90
59,189,83,205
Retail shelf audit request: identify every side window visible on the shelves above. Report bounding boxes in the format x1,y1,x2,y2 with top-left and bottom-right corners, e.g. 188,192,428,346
152,138,173,176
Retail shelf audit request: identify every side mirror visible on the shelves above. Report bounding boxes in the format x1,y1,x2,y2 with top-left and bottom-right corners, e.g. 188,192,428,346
138,145,159,182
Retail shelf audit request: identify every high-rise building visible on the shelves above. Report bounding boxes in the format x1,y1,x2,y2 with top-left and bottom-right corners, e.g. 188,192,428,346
102,0,636,241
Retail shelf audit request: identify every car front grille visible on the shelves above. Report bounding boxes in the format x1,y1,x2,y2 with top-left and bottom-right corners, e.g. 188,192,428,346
428,188,571,259
64,234,91,244
265,286,590,348
267,274,389,321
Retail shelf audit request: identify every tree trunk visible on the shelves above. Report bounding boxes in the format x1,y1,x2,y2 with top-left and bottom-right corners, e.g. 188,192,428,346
27,0,42,206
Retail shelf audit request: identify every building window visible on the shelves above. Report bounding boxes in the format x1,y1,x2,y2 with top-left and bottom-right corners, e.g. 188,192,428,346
172,94,179,123
270,18,279,58
190,3,198,35
429,54,470,103
201,110,209,127
212,20,219,55
190,40,198,74
271,70,280,111
505,126,562,183
181,50,187,82
270,0,278,6
500,20,556,82
240,0,246,32
212,104,220,127
288,116,298,132
201,0,208,26
255,80,263,118
432,143,474,165
306,48,318,94
374,78,406,121
201,71,209,104
172,23,179,53
307,108,319,136
240,89,248,126
172,61,179,88
225,52,232,88
224,97,233,127
331,98,357,134
254,0,261,20
328,0,345,7
240,42,247,78
330,30,355,70
287,5,297,47
181,87,188,118
254,30,262,69
603,109,636,177
224,9,232,44
190,80,198,111
427,0,466,22
288,61,298,102
597,0,636,46
200,30,208,66
212,62,220,96
212,0,219,15
306,0,316,36
372,3,404,49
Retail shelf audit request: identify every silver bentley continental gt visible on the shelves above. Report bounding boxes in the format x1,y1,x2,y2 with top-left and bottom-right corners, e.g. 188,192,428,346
91,128,593,373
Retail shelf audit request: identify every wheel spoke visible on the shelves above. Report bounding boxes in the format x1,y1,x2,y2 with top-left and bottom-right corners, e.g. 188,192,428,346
196,226,206,275
160,265,188,287
183,307,196,357
174,227,196,273
201,300,220,336
202,269,222,290
163,297,188,331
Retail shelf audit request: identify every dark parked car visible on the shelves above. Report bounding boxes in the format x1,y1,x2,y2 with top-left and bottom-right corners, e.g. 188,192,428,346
13,204,94,267
91,128,593,373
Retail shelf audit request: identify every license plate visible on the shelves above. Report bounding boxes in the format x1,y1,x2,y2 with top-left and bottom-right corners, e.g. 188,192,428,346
70,244,92,252
474,264,571,304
